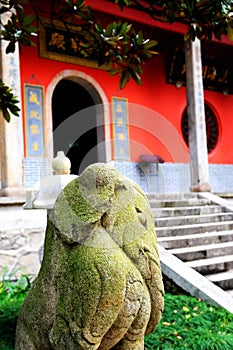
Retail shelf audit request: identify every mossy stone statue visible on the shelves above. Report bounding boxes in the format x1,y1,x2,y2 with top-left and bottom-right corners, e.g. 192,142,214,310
16,163,164,349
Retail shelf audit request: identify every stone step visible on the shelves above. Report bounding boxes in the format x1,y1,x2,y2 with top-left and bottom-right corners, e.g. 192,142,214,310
158,245,233,313
157,230,233,249
168,241,233,261
149,198,211,208
153,192,233,300
227,289,233,297
0,197,25,211
146,193,200,201
155,212,233,227
185,254,233,274
156,220,233,237
206,269,233,290
151,205,226,218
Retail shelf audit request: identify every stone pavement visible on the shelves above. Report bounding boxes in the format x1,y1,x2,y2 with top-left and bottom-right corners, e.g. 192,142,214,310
0,198,47,279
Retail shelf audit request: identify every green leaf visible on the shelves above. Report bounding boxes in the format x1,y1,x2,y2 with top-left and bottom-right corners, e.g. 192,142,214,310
184,26,196,41
136,31,143,45
184,29,191,41
26,26,39,33
5,41,15,54
120,70,130,89
17,5,25,24
2,109,11,122
4,19,14,32
115,0,131,11
121,22,131,34
0,6,10,15
22,14,35,27
131,70,142,85
144,40,158,50
0,79,20,121
76,0,85,8
8,103,20,115
227,24,233,41
95,23,103,34
108,68,123,76
104,23,115,36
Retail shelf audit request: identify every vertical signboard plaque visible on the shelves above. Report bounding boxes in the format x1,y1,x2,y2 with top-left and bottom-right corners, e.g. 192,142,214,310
24,84,45,157
112,97,130,160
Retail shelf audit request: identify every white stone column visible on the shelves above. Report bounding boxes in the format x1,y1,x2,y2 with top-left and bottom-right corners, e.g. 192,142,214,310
185,37,211,192
0,14,25,197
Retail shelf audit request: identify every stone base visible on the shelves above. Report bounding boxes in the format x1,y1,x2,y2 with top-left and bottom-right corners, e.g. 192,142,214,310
190,182,211,192
0,186,26,198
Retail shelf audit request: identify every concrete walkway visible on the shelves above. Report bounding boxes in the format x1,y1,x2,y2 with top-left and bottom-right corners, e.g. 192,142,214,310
0,199,47,278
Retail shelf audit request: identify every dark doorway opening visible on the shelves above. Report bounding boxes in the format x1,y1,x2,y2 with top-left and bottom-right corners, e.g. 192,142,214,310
52,79,98,174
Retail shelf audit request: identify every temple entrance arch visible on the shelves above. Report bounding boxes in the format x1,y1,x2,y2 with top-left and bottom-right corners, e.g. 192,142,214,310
46,70,111,174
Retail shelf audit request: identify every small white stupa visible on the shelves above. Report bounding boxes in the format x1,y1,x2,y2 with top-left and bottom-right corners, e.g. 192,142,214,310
32,151,77,209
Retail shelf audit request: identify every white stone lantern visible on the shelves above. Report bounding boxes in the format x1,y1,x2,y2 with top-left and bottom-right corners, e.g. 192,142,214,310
30,152,77,209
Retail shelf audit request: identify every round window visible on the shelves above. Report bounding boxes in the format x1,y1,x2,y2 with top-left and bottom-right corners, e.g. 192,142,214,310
181,104,219,153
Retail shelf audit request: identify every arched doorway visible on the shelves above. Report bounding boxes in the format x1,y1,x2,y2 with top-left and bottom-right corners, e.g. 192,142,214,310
52,78,102,174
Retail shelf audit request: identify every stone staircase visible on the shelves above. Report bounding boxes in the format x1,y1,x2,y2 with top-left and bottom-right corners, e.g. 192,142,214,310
147,192,233,302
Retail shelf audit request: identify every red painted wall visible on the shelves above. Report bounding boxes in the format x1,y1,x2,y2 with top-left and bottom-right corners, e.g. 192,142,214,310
20,1,233,164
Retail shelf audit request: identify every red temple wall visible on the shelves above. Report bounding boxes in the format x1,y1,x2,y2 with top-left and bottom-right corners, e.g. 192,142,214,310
19,2,233,164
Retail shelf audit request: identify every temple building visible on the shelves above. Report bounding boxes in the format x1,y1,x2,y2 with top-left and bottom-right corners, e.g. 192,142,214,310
1,0,233,196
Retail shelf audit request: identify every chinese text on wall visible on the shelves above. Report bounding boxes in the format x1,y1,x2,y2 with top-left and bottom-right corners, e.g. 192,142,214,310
24,84,45,157
112,97,130,160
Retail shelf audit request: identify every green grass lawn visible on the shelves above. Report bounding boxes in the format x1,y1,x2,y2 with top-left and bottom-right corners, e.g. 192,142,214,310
1,274,233,350
145,293,233,349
